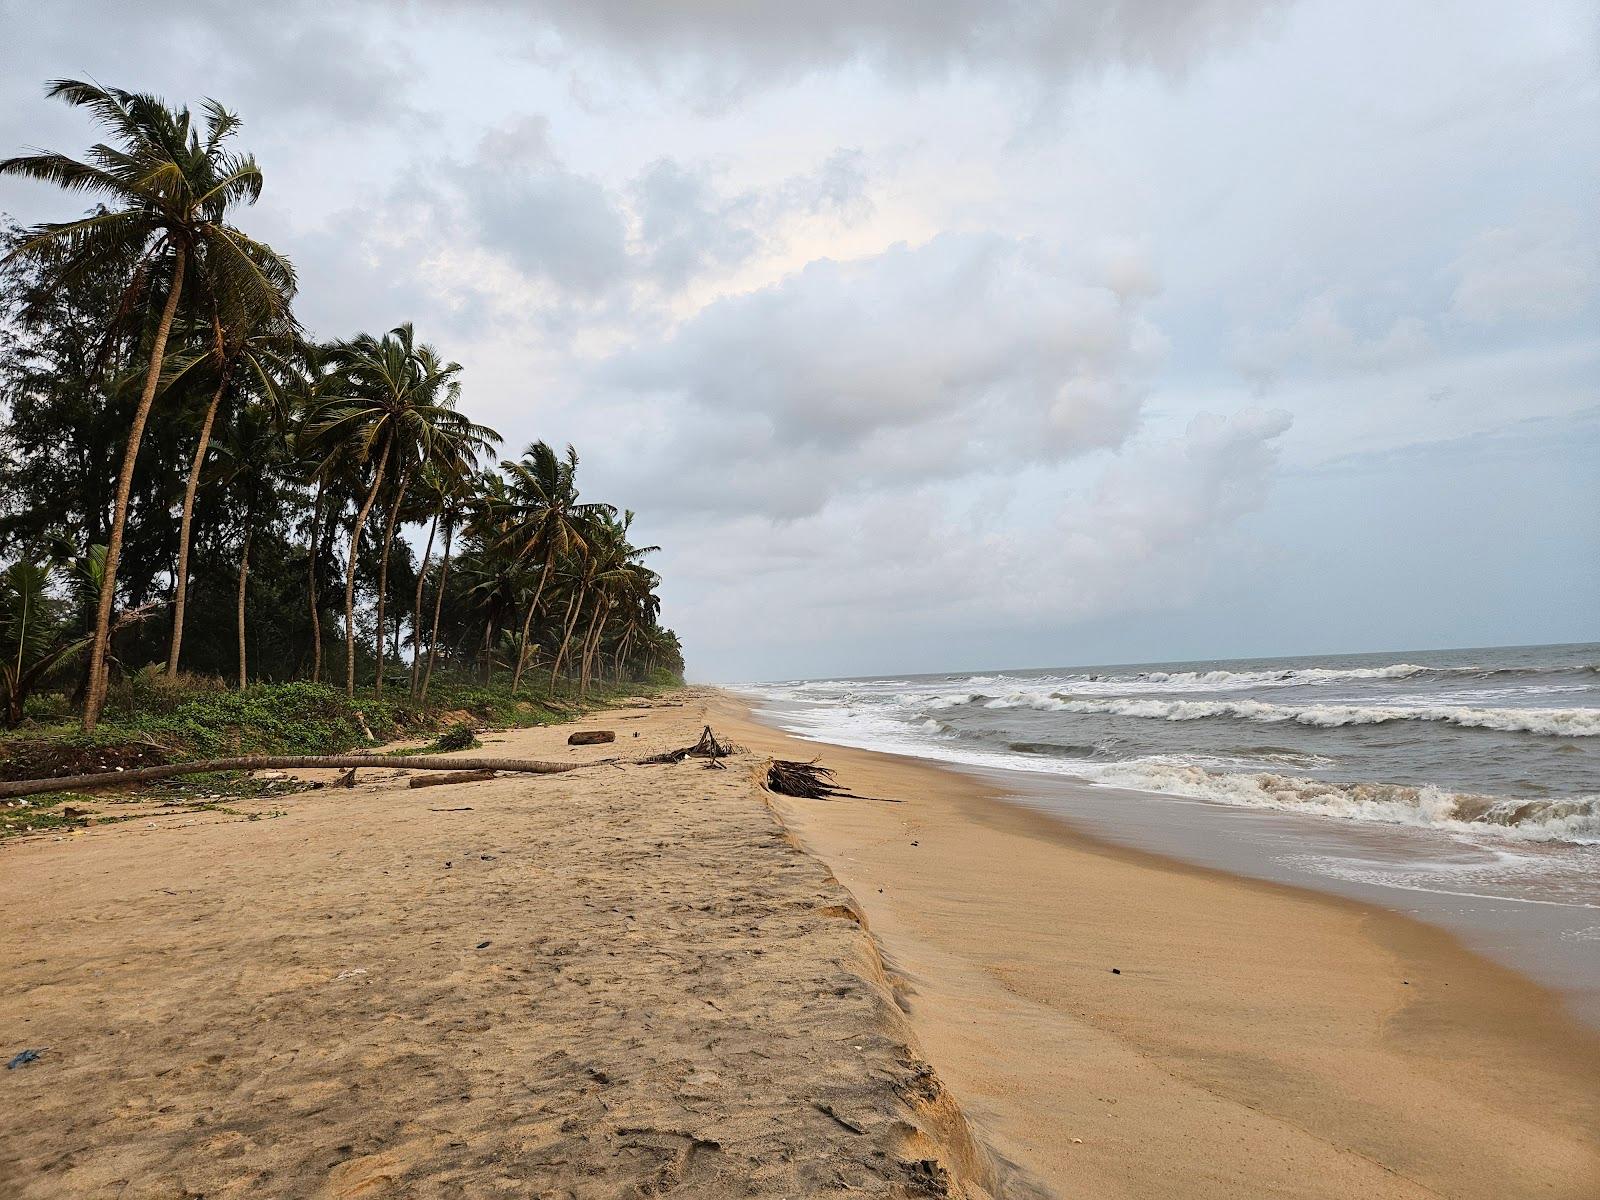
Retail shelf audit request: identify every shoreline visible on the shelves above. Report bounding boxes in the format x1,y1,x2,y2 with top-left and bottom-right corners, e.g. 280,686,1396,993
714,692,1600,1198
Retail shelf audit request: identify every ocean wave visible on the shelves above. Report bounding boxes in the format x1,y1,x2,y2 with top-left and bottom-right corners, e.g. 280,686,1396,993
1134,662,1431,686
969,693,1600,737
1082,761,1600,844
1045,661,1598,692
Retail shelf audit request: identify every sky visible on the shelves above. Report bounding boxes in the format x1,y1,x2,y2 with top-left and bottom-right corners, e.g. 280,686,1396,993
2,0,1596,681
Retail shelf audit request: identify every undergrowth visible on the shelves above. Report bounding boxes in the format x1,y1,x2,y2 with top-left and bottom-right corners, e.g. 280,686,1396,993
0,674,676,784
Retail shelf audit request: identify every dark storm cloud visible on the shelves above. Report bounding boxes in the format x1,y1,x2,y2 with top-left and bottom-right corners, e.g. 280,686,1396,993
500,0,1289,96
2,3,415,127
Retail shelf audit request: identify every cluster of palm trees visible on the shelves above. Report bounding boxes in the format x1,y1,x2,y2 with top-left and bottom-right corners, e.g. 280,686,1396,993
0,80,680,732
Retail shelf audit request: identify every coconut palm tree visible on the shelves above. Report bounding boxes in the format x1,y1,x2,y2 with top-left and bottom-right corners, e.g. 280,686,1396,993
0,555,90,727
407,453,482,695
418,467,488,701
158,308,300,674
551,510,657,695
495,442,614,694
212,400,290,688
308,324,497,695
0,80,293,731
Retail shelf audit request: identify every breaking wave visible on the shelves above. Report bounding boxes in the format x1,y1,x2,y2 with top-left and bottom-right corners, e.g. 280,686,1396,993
1082,761,1600,844
1131,662,1431,685
968,693,1600,737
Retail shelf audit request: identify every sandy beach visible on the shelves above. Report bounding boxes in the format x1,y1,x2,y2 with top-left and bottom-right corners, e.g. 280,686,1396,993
4,689,1598,1198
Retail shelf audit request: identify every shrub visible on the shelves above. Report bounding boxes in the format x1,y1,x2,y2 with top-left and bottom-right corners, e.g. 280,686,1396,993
434,723,477,752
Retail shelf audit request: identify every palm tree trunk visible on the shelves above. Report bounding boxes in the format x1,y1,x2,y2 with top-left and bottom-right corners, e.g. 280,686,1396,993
420,521,453,702
166,366,226,675
306,476,326,682
408,510,438,695
372,475,408,697
614,628,633,683
344,438,390,697
83,242,186,734
579,608,608,696
574,595,603,695
510,552,553,696
236,525,252,690
550,585,584,691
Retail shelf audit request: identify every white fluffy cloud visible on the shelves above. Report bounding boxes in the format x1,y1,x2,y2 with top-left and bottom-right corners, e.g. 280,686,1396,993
608,233,1166,516
1450,209,1599,326
1232,292,1434,382
658,408,1293,677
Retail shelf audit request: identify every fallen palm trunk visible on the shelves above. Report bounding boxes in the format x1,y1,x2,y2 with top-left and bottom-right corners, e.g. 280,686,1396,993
567,730,616,745
407,769,499,789
638,725,737,764
0,755,586,801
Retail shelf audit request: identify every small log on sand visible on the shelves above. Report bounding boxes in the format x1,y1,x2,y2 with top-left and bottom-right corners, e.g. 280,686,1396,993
408,769,498,789
0,755,588,801
567,730,616,745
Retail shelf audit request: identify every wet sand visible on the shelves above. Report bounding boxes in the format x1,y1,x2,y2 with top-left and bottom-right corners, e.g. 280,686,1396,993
712,693,1600,1199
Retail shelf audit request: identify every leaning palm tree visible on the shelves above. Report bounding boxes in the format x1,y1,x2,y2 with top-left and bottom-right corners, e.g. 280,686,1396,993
575,523,659,696
212,401,290,688
495,442,613,694
159,307,300,674
0,80,293,731
415,469,479,701
307,323,498,696
407,452,484,696
552,510,657,695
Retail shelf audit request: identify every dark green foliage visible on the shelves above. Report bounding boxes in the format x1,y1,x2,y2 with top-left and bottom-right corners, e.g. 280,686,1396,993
0,80,685,729
433,722,477,752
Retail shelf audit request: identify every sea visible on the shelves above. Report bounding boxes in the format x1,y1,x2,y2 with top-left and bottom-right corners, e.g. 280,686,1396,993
737,643,1600,1023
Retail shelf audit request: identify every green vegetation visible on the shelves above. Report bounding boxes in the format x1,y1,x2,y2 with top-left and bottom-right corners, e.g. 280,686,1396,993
0,79,684,750
420,723,480,753
0,674,666,784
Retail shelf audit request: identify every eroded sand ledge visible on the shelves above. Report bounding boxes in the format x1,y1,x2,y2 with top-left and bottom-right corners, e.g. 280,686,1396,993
0,691,1005,1198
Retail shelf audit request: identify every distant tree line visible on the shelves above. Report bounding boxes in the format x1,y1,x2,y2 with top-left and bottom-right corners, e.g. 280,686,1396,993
0,81,683,732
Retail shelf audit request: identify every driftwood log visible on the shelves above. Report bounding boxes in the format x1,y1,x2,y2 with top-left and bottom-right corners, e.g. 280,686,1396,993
567,730,616,745
638,725,737,764
0,755,587,801
407,769,498,789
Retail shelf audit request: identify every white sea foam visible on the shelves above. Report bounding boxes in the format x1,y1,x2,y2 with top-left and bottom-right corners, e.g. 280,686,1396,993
968,693,1600,737
1134,662,1430,686
1075,761,1600,844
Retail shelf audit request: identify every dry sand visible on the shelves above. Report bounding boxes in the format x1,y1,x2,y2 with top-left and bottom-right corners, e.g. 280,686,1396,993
710,694,1600,1200
1,692,997,1198
3,688,1597,1198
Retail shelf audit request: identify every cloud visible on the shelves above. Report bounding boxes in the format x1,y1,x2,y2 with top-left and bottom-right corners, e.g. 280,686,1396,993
608,233,1166,516
659,407,1293,678
628,159,762,291
1450,209,1600,325
287,120,877,341
511,0,1287,101
456,118,631,296
1232,292,1434,382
